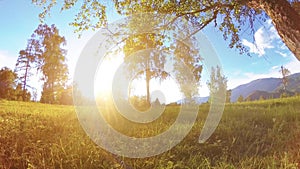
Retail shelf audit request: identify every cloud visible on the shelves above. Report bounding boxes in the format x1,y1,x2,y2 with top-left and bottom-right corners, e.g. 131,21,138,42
242,19,281,57
227,57,300,89
0,50,17,70
271,65,280,70
242,39,262,55
285,56,300,74
275,51,288,58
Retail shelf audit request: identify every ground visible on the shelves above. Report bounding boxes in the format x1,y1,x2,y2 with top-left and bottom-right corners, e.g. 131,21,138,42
0,97,299,168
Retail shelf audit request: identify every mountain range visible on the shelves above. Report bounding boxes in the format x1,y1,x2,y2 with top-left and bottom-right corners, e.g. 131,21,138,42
230,72,300,102
176,72,300,104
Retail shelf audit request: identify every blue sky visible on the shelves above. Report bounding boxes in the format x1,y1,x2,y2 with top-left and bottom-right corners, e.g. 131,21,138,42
1,1,300,101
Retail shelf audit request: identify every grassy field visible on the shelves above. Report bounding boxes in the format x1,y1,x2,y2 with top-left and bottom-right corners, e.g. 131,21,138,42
0,96,300,169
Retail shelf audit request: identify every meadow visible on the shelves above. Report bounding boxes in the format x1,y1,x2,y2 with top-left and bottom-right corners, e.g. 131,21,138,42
0,96,300,169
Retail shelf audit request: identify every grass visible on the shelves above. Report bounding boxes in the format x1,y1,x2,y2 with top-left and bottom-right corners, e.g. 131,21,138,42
0,96,300,168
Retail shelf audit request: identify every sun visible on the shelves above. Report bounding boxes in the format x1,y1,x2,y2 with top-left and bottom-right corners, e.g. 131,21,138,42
94,56,123,98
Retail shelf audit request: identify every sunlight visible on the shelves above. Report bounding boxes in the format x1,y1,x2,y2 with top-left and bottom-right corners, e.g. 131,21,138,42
93,53,183,104
94,55,123,99
129,77,182,104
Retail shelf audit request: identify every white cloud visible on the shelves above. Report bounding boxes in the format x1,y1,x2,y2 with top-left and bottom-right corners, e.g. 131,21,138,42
285,56,300,74
271,65,280,70
242,39,262,56
227,56,300,89
0,50,17,70
242,19,281,57
275,51,288,58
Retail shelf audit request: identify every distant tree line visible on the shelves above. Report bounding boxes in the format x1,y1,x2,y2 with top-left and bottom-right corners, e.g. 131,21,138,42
0,67,31,101
0,24,73,105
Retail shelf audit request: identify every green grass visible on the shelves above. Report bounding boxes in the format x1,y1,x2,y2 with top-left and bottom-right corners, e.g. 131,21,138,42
0,96,300,169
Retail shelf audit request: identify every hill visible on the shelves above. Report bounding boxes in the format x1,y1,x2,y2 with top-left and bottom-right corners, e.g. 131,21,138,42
231,72,300,102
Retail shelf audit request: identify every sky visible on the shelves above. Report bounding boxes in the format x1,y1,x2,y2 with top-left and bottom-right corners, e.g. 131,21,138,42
1,1,300,103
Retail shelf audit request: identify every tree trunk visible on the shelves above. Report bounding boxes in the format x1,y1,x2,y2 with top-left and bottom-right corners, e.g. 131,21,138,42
248,0,300,61
23,60,29,101
145,61,151,106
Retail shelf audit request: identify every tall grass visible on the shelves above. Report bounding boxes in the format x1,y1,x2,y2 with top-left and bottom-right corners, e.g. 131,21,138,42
0,96,299,168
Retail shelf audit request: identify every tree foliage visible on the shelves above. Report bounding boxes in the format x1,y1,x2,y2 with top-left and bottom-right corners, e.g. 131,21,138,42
280,65,291,92
226,89,232,103
123,32,168,105
14,24,68,103
0,67,31,101
33,24,68,104
15,38,41,101
59,85,73,105
207,66,227,102
0,67,17,100
102,13,203,104
237,95,244,102
173,33,203,99
32,0,300,60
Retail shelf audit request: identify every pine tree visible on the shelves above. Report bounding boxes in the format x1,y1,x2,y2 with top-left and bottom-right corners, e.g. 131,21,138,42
15,38,41,101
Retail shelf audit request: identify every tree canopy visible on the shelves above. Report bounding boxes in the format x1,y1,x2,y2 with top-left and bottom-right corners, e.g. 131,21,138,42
15,38,41,101
33,24,69,104
0,67,31,101
14,24,69,104
32,0,300,61
0,67,17,100
207,66,228,103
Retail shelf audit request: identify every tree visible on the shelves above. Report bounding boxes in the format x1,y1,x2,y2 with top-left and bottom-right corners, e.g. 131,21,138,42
59,85,73,105
173,26,203,99
280,65,291,92
129,95,150,111
0,67,17,100
245,96,252,102
207,66,227,103
15,38,41,101
31,24,68,104
237,95,244,102
123,33,168,106
259,95,265,100
226,89,232,103
110,13,202,106
12,83,32,101
33,0,300,61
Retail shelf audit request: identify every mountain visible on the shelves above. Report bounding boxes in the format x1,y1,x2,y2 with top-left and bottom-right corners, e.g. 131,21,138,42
172,72,300,105
231,72,300,102
230,78,281,102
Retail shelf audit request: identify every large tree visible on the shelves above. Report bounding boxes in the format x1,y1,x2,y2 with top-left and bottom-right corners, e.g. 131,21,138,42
32,0,300,61
32,24,69,104
112,14,202,105
173,31,203,99
123,33,169,106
